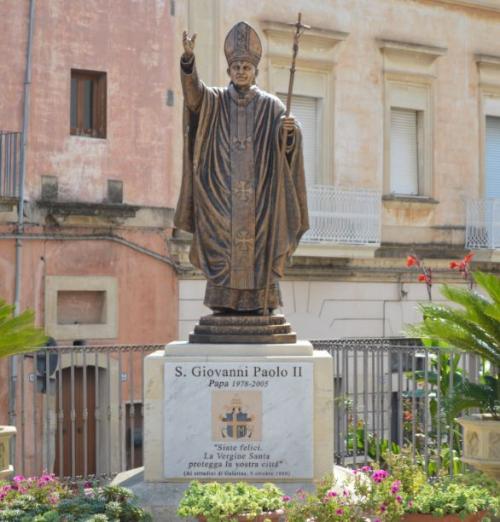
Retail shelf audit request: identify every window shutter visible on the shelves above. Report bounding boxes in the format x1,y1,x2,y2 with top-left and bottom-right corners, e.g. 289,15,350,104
278,94,319,186
390,108,418,195
486,115,500,198
83,79,94,131
70,78,78,130
70,70,106,138
96,74,107,138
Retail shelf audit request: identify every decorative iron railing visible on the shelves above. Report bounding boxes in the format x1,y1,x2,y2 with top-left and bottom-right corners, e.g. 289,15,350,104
0,131,22,198
465,197,500,249
302,185,381,245
9,340,476,480
314,338,480,476
9,344,163,481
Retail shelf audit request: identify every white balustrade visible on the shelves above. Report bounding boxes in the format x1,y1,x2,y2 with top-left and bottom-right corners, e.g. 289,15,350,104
465,198,500,249
302,185,381,245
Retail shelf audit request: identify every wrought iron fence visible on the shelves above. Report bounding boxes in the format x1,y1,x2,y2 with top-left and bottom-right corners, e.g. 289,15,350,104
312,339,481,476
465,197,500,249
10,344,163,481
0,131,22,198
302,185,381,245
10,340,476,481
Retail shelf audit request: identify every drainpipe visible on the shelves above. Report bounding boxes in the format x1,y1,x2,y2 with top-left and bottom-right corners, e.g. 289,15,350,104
9,0,36,443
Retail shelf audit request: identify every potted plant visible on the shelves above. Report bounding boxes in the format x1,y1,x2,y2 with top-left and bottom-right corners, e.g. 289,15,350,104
0,426,16,481
283,475,358,522
177,481,285,522
383,453,498,522
0,299,47,480
408,271,500,480
284,467,411,522
402,476,499,521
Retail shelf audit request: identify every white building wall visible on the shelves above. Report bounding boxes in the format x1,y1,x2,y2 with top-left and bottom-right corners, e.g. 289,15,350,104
178,279,448,342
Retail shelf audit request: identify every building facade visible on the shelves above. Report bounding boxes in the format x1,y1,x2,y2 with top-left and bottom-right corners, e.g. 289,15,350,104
173,0,500,340
0,0,180,472
1,0,500,478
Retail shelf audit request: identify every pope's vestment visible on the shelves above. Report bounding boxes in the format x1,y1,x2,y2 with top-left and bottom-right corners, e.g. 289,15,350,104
174,57,309,312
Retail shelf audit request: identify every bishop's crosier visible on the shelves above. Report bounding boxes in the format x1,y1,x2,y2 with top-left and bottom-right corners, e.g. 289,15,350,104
174,21,309,314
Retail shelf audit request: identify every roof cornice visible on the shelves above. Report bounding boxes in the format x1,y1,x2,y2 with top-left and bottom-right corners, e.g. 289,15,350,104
432,0,500,13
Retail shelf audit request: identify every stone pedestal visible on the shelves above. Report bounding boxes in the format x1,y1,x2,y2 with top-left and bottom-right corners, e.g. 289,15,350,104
457,415,500,480
0,426,16,480
189,314,296,344
143,341,333,483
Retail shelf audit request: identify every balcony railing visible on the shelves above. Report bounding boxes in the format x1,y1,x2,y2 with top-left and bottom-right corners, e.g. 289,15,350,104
465,197,500,249
0,131,22,198
302,185,381,245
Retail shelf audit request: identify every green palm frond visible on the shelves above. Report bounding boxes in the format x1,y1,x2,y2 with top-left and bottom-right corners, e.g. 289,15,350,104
0,299,47,358
408,271,500,369
439,285,500,342
485,303,500,322
474,271,500,307
444,380,499,419
474,271,500,321
411,314,499,366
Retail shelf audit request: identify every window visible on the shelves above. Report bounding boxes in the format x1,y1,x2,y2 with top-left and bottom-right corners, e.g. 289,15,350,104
70,70,106,138
485,115,500,198
265,22,344,187
278,94,320,186
379,40,445,199
57,290,106,325
126,402,144,468
476,57,500,249
390,108,422,195
383,82,431,197
45,276,117,339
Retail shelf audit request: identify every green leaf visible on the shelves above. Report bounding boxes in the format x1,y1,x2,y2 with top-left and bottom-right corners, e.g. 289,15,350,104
0,300,47,359
407,272,500,369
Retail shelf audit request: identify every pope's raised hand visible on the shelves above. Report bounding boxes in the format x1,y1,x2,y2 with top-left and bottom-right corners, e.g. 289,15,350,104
182,31,197,58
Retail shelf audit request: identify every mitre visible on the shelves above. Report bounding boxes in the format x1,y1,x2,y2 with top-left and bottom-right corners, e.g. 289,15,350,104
224,21,262,67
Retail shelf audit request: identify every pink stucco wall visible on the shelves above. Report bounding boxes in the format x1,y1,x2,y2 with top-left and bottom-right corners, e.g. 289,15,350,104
0,2,28,132
0,0,180,356
0,235,178,344
1,0,178,208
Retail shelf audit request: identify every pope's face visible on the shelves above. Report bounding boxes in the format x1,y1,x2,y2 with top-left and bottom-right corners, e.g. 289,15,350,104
227,61,257,90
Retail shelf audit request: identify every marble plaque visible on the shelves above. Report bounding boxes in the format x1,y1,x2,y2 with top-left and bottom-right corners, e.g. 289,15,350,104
164,362,313,480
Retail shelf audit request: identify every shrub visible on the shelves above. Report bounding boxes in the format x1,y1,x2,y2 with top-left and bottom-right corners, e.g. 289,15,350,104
407,478,499,518
284,467,407,522
177,481,284,521
0,474,151,521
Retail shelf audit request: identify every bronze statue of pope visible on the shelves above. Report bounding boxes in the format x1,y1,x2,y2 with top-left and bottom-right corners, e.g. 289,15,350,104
174,22,309,314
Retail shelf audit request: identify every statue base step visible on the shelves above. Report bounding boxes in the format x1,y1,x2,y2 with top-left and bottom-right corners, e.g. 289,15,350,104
189,313,297,344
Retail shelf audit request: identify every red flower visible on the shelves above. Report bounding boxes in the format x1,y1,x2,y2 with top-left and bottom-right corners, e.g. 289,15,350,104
450,252,474,272
406,255,418,267
463,252,474,264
